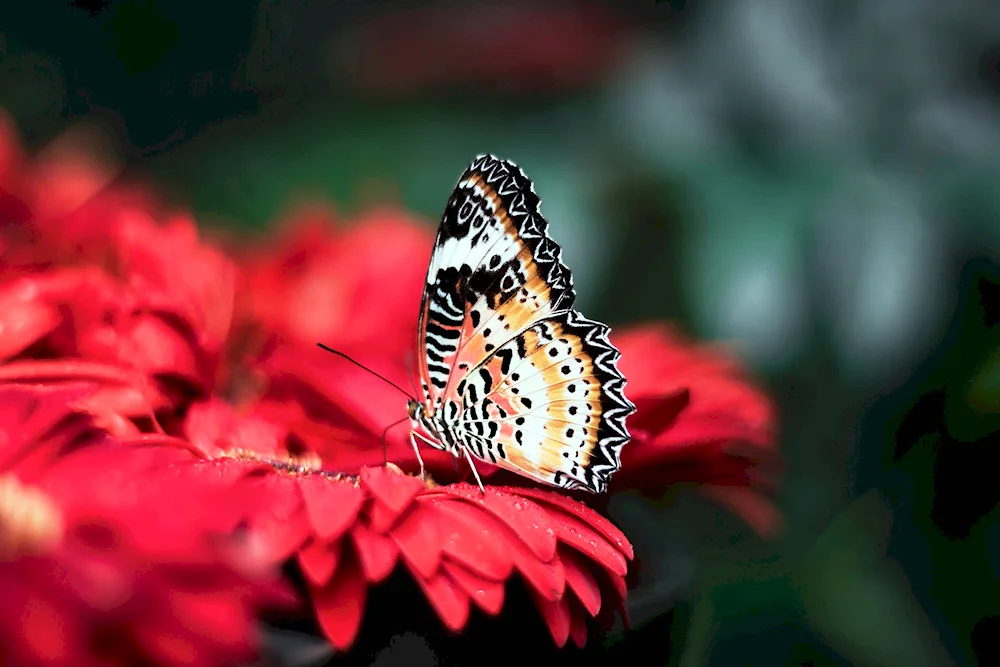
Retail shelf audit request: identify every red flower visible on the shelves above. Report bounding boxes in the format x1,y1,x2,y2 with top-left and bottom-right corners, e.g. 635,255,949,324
233,204,432,361
148,432,632,651
1,114,236,426
0,113,183,299
612,323,781,536
0,195,236,433
341,6,630,97
0,384,293,667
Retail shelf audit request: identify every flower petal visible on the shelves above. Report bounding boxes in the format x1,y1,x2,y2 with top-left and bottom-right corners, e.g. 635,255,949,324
629,390,689,435
560,547,602,617
530,590,571,648
415,570,470,633
439,484,557,562
391,502,443,580
569,601,588,648
298,475,364,541
546,507,627,577
594,569,629,630
243,475,311,563
511,543,566,603
0,282,61,360
512,487,633,561
349,522,398,583
311,554,367,651
427,498,513,580
360,466,424,531
440,559,505,616
298,539,341,586
184,399,286,459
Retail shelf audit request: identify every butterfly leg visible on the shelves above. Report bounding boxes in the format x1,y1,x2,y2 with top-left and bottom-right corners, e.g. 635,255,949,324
461,447,486,495
407,431,428,482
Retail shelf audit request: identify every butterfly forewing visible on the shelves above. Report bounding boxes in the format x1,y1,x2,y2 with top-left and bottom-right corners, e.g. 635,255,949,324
414,154,634,492
416,155,576,407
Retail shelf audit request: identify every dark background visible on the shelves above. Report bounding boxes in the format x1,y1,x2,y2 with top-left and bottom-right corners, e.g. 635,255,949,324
3,1,999,665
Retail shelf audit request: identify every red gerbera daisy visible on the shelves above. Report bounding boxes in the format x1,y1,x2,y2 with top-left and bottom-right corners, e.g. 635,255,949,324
612,323,781,535
146,446,632,651
0,384,293,667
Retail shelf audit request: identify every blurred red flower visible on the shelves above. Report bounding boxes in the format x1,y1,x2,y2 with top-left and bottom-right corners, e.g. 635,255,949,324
612,324,781,536
0,384,292,667
1,117,236,434
340,6,630,97
233,204,432,360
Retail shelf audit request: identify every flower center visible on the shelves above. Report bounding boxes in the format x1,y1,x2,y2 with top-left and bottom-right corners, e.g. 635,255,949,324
223,448,360,482
0,475,64,559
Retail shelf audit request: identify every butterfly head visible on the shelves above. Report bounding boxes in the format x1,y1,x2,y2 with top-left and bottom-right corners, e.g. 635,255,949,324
406,398,438,442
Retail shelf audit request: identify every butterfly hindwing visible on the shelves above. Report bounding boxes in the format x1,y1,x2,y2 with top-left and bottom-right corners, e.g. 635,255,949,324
416,155,576,408
454,309,633,493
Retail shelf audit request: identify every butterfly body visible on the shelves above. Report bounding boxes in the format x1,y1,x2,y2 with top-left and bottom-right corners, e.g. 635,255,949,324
410,155,635,493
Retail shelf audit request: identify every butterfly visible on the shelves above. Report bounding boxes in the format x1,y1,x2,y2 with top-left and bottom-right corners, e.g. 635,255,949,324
405,154,635,493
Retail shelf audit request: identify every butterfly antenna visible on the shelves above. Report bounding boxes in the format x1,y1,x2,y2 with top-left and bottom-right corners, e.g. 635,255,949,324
316,343,415,399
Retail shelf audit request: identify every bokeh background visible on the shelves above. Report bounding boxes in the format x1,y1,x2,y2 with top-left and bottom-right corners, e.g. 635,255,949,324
3,1,999,665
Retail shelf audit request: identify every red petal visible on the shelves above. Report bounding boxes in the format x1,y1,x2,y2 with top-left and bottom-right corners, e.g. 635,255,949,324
560,547,602,617
311,554,367,651
594,570,629,630
569,601,588,648
512,487,633,561
440,559,505,616
0,383,100,473
426,498,513,580
429,490,566,601
0,280,60,360
350,522,398,583
390,502,443,580
415,570,471,633
439,484,557,562
81,383,161,416
546,508,627,577
530,590,572,648
360,466,424,530
298,539,341,586
186,398,289,457
114,313,200,382
0,358,136,385
298,475,364,540
164,590,255,647
629,390,690,435
512,543,565,603
366,495,398,534
0,360,166,417
244,476,311,562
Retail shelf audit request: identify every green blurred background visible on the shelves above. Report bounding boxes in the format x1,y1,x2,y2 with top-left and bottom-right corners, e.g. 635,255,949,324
3,1,999,665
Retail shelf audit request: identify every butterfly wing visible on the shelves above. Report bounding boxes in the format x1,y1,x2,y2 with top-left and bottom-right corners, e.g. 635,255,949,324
454,309,634,493
415,154,576,410
414,154,634,492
